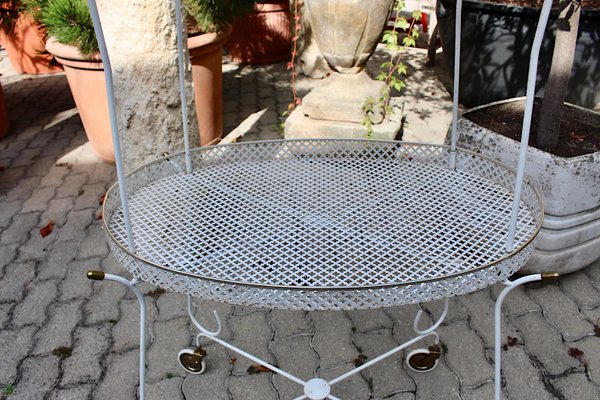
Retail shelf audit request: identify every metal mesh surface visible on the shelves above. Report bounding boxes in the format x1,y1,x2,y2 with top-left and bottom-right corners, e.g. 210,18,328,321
104,139,543,310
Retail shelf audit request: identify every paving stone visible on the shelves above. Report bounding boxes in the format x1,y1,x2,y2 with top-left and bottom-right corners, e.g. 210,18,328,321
560,271,600,310
85,279,127,325
0,212,40,245
40,197,75,227
0,303,11,328
0,243,19,275
228,310,275,374
112,298,155,353
37,241,79,281
460,382,493,400
354,328,415,397
26,155,59,178
500,341,554,399
73,182,108,211
47,384,94,400
12,279,59,327
93,350,140,400
5,176,42,201
585,259,600,291
146,317,190,381
61,325,111,385
155,291,188,321
0,200,22,229
39,165,70,188
550,372,600,400
409,357,460,400
181,346,231,400
88,162,115,184
423,297,469,326
458,288,517,348
320,364,371,400
146,377,184,400
228,374,277,400
59,259,96,301
55,173,89,199
573,336,600,384
346,309,394,334
310,311,357,368
33,300,83,356
271,335,319,399
270,309,312,339
22,187,54,213
11,147,42,168
385,304,424,343
0,326,36,384
16,224,53,262
512,311,580,375
7,355,60,400
528,284,593,342
77,225,110,259
490,283,542,317
381,392,415,400
438,320,493,388
0,261,36,302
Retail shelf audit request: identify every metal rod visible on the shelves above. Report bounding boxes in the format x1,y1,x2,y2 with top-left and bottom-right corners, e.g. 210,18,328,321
174,0,193,174
413,297,449,335
328,331,438,386
187,295,222,337
505,0,553,251
89,272,147,400
449,0,463,170
494,274,542,400
87,0,136,252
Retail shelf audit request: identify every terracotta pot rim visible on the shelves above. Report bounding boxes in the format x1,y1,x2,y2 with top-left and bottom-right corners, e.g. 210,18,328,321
46,36,102,63
187,24,233,50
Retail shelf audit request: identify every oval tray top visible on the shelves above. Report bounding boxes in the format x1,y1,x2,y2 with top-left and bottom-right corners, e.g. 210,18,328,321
103,139,543,310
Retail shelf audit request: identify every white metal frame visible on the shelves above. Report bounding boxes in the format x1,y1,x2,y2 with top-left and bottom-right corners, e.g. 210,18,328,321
85,0,559,398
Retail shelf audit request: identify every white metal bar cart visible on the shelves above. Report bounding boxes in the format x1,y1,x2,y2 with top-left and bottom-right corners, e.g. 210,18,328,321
85,0,558,399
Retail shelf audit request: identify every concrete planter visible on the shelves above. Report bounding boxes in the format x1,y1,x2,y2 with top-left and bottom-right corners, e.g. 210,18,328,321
0,14,62,75
188,25,232,146
45,38,114,162
454,98,600,274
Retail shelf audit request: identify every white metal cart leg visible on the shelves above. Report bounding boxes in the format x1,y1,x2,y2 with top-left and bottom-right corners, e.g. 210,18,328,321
494,272,559,400
87,270,147,400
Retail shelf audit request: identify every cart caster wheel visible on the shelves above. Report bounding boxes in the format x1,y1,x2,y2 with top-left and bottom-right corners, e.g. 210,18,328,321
178,346,207,374
406,345,441,372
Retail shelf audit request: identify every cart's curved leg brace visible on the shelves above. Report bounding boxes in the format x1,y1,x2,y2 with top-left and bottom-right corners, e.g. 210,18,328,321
87,271,147,400
187,296,448,400
494,272,559,400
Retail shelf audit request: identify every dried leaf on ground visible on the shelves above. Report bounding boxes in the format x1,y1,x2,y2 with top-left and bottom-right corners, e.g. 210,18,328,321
247,364,274,374
354,354,368,367
40,220,55,237
99,192,106,205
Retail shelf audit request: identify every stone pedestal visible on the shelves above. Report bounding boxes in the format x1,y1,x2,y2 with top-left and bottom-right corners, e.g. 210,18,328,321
285,97,404,140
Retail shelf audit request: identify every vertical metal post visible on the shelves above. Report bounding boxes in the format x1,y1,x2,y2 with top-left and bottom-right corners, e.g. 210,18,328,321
87,0,136,252
505,0,553,251
174,0,193,174
88,271,147,399
449,0,463,170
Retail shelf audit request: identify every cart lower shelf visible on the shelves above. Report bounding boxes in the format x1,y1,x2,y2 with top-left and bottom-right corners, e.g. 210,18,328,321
103,139,542,310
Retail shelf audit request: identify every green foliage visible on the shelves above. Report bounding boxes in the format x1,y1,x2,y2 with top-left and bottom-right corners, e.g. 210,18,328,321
361,0,422,137
29,0,97,55
0,0,23,34
185,0,255,34
25,0,256,55
1,383,15,395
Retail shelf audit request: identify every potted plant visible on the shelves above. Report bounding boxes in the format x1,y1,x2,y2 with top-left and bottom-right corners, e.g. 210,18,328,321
436,0,600,109
184,0,255,144
450,0,600,274
225,0,292,64
0,0,61,74
33,0,255,161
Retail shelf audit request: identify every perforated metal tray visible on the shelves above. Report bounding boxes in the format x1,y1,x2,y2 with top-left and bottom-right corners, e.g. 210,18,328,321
103,139,543,310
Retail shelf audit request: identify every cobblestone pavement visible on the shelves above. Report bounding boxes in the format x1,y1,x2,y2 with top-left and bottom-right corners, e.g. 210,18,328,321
1,46,599,400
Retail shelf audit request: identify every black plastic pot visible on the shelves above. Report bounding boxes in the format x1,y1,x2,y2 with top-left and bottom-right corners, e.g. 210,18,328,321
436,0,600,109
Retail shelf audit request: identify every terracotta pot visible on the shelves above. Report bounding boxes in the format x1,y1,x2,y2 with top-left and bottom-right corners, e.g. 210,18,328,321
188,25,232,146
0,14,62,75
45,38,113,162
0,83,9,139
226,1,292,64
